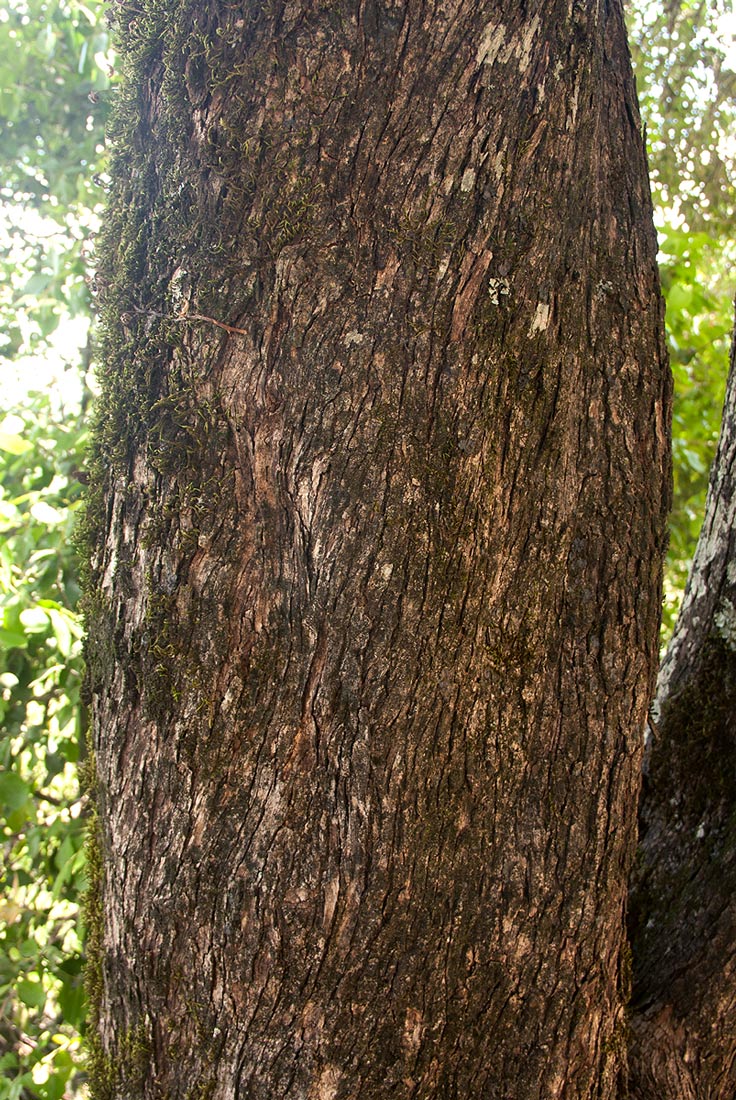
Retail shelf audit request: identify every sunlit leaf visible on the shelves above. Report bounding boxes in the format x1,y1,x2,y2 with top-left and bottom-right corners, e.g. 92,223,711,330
0,431,32,455
30,501,66,526
19,605,51,633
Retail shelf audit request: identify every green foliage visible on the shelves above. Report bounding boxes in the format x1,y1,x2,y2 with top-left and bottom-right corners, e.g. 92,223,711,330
627,0,736,637
658,226,734,633
627,0,736,234
0,1,109,1094
0,0,111,361
0,399,88,1100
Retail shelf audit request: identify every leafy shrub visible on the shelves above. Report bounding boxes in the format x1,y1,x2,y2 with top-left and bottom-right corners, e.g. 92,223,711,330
0,399,87,1100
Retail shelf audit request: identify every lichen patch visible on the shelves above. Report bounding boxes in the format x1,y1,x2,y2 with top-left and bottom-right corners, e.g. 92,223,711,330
310,1064,341,1100
476,22,506,67
531,301,551,333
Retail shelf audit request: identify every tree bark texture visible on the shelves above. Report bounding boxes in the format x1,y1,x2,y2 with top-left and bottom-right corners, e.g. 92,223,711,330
86,2,670,1097
629,313,736,1100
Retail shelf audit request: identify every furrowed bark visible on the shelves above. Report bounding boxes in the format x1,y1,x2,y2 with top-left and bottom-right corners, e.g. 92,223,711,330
85,2,670,1097
629,312,736,1100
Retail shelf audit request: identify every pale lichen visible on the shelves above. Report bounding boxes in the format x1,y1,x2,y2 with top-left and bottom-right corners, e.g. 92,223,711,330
714,596,736,650
530,301,551,333
476,22,506,67
487,277,510,305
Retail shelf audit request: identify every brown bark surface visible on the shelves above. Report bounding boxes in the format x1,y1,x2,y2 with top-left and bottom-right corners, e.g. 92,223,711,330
629,316,736,1100
86,2,670,1097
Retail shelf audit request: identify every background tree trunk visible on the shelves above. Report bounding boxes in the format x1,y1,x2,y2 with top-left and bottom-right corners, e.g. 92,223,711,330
85,2,670,1097
628,312,736,1100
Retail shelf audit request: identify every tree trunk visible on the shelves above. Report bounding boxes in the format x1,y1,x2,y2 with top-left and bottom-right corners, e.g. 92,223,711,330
85,2,670,1097
628,312,736,1099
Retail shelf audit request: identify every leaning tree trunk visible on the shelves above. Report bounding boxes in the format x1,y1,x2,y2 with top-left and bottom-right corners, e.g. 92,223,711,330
628,312,736,1099
84,2,670,1097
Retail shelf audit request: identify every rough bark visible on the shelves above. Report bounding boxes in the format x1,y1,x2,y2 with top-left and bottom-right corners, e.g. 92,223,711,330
629,312,736,1100
85,2,670,1097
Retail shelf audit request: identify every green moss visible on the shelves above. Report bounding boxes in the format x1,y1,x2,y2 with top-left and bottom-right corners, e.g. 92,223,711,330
82,777,152,1097
79,0,313,1091
141,586,179,715
87,1021,152,1100
146,390,224,475
185,1082,216,1100
399,213,462,274
85,0,332,493
93,18,202,468
599,1017,629,1098
82,789,110,1100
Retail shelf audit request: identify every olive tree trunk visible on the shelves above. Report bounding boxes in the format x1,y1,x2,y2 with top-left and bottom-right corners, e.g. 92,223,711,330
85,2,670,1097
628,312,736,1100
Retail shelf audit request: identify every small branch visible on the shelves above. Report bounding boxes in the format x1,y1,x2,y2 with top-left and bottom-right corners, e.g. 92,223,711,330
127,306,249,337
178,312,249,337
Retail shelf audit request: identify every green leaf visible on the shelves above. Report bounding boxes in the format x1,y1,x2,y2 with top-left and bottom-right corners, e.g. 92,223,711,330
35,1069,69,1100
16,978,46,1009
47,609,73,656
57,977,86,1027
0,626,30,649
0,772,31,814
